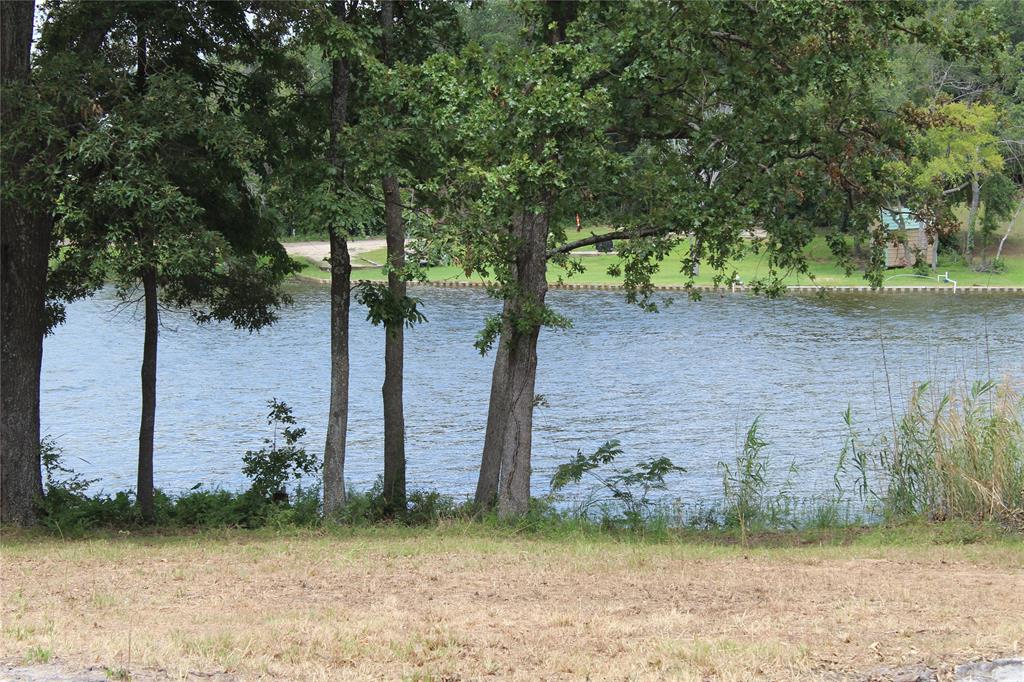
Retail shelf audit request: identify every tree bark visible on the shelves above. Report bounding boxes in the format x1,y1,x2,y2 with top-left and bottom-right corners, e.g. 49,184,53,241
137,265,158,522
0,0,46,526
476,210,550,518
474,333,510,508
381,175,406,514
324,230,351,515
323,0,351,516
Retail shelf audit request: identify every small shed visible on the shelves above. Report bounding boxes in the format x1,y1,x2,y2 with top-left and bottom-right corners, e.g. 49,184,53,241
879,208,936,268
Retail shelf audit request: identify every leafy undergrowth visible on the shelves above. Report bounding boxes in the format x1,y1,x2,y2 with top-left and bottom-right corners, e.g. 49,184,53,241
24,379,1024,549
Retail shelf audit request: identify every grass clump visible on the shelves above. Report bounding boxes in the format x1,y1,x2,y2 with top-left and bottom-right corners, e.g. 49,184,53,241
544,378,1023,536
24,645,53,664
875,379,1023,528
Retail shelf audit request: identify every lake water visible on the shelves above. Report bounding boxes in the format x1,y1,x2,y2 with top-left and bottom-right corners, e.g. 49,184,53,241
41,285,1023,504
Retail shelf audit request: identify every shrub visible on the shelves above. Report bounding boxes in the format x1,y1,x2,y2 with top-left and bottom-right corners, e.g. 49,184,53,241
550,440,686,528
407,489,461,524
242,399,319,502
37,438,134,534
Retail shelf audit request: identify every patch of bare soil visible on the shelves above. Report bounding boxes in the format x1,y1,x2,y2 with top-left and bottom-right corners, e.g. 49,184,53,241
283,239,387,266
0,661,236,681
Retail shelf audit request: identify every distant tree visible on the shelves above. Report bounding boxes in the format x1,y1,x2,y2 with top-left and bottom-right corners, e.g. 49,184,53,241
884,0,1022,258
458,1,523,53
913,103,1009,260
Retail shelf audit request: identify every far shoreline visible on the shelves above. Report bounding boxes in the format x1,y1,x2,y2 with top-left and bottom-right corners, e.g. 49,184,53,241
291,273,1024,294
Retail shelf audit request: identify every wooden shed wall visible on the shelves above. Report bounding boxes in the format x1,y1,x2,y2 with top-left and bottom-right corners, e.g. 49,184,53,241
884,229,935,268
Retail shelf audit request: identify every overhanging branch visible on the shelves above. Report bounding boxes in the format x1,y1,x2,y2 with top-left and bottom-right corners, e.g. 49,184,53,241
546,226,675,259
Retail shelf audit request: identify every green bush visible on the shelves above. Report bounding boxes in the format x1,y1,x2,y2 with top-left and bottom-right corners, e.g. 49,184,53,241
550,440,686,529
241,399,319,502
31,380,1022,537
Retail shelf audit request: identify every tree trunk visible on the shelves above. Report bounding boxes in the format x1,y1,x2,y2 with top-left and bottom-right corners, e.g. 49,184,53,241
137,265,158,522
129,23,159,523
475,4,569,517
381,175,406,514
323,0,351,516
377,0,406,515
964,170,980,261
474,332,510,508
324,231,351,515
994,201,1022,263
0,0,46,526
476,210,550,518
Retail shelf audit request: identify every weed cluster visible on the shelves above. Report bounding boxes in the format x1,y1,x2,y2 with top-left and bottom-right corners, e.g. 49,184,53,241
547,379,1023,534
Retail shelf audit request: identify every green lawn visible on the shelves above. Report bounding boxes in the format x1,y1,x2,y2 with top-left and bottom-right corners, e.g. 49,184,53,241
296,221,1024,289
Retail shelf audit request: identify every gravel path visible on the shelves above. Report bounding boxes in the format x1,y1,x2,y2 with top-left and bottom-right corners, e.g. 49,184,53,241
0,662,235,681
283,238,386,265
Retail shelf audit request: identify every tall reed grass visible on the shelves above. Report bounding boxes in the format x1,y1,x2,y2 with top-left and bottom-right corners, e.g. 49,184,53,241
876,379,1023,528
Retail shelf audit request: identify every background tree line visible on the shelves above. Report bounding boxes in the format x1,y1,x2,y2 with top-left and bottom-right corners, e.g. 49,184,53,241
2,0,1019,525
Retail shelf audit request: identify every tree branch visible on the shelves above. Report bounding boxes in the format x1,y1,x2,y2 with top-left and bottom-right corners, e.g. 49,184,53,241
546,226,675,259
707,30,753,49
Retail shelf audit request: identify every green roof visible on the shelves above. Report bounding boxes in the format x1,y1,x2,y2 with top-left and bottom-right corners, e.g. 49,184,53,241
881,208,924,231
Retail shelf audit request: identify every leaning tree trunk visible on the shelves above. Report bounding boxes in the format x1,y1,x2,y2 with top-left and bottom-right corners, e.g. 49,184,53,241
474,333,511,508
475,209,550,518
479,3,571,517
136,264,158,523
381,174,407,514
0,0,46,526
994,201,1023,263
323,0,352,516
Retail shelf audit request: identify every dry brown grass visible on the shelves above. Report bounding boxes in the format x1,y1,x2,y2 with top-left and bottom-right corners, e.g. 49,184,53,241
1,528,1022,681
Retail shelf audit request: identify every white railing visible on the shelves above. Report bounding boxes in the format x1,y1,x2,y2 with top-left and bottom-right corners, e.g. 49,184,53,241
883,271,957,292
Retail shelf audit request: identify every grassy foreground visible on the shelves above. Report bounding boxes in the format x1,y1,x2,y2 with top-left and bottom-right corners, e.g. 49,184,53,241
2,523,1022,681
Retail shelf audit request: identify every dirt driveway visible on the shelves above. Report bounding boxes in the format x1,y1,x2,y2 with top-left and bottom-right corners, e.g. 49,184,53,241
284,239,385,266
